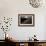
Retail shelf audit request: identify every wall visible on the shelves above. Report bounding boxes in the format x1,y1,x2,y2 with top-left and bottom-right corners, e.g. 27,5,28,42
0,0,46,40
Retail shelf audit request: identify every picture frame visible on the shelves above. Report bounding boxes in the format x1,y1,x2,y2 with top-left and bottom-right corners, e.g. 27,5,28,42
18,14,35,26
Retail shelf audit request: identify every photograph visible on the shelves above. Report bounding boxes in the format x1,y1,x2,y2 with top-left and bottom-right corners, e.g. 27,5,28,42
18,14,35,26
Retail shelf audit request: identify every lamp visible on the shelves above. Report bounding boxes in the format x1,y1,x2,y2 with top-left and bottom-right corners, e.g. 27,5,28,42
29,0,45,8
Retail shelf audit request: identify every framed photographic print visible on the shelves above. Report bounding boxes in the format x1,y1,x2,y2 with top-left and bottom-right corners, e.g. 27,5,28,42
18,14,35,26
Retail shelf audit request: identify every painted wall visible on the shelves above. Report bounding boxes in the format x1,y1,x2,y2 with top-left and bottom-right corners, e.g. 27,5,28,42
0,0,46,40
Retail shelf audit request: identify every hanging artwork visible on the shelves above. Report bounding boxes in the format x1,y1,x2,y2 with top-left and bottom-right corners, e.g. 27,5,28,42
18,14,35,26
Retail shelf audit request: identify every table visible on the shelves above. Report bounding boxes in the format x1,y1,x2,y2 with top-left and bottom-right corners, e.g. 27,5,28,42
5,39,46,46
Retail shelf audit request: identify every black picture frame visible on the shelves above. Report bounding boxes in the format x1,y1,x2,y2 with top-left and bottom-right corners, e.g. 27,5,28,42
18,14,35,26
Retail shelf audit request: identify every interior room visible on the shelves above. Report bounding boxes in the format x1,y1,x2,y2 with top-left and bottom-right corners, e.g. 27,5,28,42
0,0,46,46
